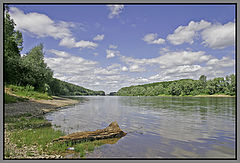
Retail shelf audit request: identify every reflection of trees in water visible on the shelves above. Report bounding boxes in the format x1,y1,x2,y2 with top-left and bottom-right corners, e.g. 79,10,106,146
119,96,235,143
119,96,235,117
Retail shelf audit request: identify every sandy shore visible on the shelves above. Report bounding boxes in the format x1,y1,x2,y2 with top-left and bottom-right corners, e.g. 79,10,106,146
4,96,80,117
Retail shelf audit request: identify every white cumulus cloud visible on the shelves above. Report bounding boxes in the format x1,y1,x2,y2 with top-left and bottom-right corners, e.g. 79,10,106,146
93,34,104,41
206,56,235,67
106,49,120,59
44,50,98,78
167,20,211,45
165,65,202,75
129,64,145,72
142,33,165,44
107,5,124,19
120,50,211,68
59,37,98,49
48,49,70,58
10,7,73,39
201,22,235,49
109,44,118,49
10,7,98,49
121,66,128,72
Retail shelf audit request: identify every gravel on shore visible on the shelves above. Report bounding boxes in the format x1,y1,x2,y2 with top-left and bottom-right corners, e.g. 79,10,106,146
4,96,80,159
4,96,79,117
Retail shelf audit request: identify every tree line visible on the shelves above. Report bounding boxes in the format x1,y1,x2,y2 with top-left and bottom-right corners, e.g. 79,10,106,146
117,74,235,96
4,7,105,96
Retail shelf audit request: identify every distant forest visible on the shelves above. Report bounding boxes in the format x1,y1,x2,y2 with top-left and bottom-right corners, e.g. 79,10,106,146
117,74,235,96
4,7,105,96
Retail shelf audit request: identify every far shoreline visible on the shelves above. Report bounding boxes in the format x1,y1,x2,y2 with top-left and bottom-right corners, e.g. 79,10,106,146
192,94,235,97
111,94,235,98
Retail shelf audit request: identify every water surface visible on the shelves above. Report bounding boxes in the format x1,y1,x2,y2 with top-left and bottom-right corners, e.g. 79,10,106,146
45,96,235,158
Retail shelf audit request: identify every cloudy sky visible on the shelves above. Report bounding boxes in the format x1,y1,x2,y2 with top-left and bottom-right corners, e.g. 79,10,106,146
9,4,235,93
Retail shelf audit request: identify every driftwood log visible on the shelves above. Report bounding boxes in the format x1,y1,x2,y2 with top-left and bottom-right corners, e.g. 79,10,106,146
53,121,127,143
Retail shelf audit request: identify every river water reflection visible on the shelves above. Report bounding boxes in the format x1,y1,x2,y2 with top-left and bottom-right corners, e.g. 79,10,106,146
45,96,235,158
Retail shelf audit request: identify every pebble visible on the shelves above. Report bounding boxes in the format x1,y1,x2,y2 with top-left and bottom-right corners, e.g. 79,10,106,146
4,98,79,159
4,130,65,159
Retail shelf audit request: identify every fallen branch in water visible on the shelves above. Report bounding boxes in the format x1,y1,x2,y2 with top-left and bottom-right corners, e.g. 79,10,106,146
53,121,127,143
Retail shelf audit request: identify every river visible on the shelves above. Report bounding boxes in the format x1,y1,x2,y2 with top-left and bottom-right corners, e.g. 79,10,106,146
45,96,236,158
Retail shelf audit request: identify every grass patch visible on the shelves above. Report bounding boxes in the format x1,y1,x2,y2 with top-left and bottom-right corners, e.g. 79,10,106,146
6,114,107,158
11,127,64,148
5,113,33,123
87,143,95,152
73,140,105,158
5,148,11,157
7,117,52,130
10,126,106,158
4,93,27,104
6,84,52,100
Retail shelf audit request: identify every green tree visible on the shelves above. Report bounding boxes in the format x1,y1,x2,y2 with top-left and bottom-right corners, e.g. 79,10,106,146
20,44,53,91
144,86,155,96
167,82,181,96
227,74,235,96
180,80,194,96
130,86,146,96
199,75,207,83
154,84,165,95
206,80,215,95
197,75,207,94
4,7,23,84
213,77,225,93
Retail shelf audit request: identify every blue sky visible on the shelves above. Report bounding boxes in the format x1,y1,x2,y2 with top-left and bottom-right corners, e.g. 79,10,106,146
8,4,235,93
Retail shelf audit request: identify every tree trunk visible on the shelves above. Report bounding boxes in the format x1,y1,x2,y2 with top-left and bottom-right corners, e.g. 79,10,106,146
53,121,127,143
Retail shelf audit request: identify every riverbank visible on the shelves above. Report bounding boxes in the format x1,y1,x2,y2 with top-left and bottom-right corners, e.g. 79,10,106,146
193,94,235,97
4,96,81,159
4,94,115,159
4,96,80,117
156,94,234,98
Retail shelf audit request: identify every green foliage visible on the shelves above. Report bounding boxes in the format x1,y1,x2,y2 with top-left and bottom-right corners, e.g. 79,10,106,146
73,140,104,157
227,74,235,96
10,126,64,149
4,93,27,104
48,78,105,96
7,85,52,100
4,9,23,84
7,116,51,130
19,44,53,91
7,114,65,156
167,82,182,96
117,75,235,96
4,11,52,92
